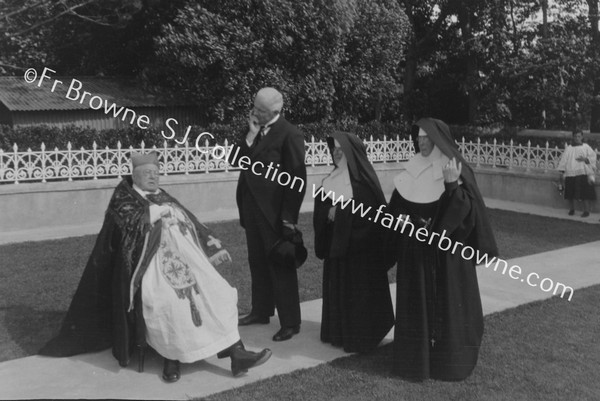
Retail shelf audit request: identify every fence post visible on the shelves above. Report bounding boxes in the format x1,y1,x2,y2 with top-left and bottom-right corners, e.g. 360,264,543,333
476,137,481,168
117,141,122,179
224,139,230,173
492,138,497,168
543,141,548,173
382,135,387,164
41,142,47,183
92,141,98,180
26,147,33,182
311,136,316,167
509,139,514,171
204,136,210,174
162,140,168,176
12,144,19,184
67,142,73,181
526,140,531,172
0,148,4,183
184,139,190,175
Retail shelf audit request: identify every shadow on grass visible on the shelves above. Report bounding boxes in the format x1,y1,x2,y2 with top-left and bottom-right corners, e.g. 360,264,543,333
0,306,65,362
327,343,395,378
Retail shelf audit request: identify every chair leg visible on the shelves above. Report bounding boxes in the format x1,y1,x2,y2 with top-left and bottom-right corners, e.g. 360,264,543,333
138,345,145,373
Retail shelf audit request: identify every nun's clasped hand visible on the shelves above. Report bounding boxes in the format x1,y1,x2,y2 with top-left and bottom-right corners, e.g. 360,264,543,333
442,158,462,183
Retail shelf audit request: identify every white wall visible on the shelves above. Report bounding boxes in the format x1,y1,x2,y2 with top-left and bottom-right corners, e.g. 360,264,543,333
0,163,594,245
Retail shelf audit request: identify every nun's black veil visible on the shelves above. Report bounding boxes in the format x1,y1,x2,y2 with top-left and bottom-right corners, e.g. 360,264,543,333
326,132,386,206
414,118,498,257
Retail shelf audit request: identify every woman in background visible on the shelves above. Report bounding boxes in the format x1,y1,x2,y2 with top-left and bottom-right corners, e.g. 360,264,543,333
386,118,498,381
313,132,394,353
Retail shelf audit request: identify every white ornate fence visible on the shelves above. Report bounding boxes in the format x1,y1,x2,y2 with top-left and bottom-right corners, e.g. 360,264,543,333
0,136,598,184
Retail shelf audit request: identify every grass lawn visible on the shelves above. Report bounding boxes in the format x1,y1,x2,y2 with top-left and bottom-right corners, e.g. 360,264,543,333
202,284,600,401
0,208,599,399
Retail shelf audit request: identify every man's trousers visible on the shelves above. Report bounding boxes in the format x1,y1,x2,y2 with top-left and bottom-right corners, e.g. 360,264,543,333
241,191,301,328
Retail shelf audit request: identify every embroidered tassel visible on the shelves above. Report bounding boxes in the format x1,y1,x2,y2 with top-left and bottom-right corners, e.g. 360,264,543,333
188,293,202,327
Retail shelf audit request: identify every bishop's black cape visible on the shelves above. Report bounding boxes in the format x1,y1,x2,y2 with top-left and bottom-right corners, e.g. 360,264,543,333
39,177,220,367
387,118,498,381
313,132,394,353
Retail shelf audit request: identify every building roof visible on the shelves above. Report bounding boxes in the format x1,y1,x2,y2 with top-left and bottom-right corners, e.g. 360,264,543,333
0,76,188,111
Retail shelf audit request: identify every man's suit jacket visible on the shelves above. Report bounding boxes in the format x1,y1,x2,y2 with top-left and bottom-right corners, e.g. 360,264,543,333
233,116,307,232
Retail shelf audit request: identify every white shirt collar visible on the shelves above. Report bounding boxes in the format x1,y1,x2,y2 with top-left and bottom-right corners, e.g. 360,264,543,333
262,113,281,134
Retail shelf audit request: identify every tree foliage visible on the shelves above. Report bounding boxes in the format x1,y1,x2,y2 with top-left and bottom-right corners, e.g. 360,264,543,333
149,0,408,123
1,0,599,132
399,0,598,130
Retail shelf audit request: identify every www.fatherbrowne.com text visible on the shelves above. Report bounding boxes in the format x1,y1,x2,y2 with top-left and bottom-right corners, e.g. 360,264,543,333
312,184,574,301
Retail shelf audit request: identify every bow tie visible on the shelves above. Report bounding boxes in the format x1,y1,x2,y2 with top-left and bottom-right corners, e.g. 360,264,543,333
146,191,172,205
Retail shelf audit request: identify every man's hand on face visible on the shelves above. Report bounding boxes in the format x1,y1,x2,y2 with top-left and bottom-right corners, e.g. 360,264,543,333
247,111,261,144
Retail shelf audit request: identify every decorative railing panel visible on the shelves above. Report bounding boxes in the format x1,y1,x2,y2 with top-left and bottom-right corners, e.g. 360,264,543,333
1,136,598,184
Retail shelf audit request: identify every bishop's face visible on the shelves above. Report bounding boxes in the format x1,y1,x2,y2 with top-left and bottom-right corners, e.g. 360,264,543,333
133,164,160,192
418,128,435,157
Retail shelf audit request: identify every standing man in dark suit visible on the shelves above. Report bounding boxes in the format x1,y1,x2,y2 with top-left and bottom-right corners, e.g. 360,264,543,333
232,87,307,341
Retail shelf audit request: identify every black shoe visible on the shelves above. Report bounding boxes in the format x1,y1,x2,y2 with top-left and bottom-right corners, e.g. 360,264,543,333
162,358,180,383
582,211,590,217
230,346,272,377
272,325,300,342
238,313,270,326
568,209,575,216
217,340,244,359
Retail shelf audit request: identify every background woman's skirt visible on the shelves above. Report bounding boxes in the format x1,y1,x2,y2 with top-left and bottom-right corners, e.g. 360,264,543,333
564,175,596,200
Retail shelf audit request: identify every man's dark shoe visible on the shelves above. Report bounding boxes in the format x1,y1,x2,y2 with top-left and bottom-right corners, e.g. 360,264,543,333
162,358,180,383
230,346,272,377
238,313,269,326
272,325,300,342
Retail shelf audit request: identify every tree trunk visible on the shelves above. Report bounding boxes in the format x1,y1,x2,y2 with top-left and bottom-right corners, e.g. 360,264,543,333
459,4,478,124
540,0,548,40
588,1,600,132
403,41,418,124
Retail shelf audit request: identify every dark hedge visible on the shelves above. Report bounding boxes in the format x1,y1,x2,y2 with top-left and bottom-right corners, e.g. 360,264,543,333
2,123,597,151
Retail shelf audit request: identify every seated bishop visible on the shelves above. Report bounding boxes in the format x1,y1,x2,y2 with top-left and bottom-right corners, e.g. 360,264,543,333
40,151,271,383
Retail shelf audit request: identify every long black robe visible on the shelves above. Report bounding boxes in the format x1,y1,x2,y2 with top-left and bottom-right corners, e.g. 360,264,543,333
313,132,394,353
39,177,220,367
388,118,498,381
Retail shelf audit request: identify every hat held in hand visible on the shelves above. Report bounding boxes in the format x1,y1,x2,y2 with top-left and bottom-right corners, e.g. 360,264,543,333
269,227,308,269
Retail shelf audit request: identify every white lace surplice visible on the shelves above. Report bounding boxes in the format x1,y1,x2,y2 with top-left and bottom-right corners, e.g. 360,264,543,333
141,204,240,362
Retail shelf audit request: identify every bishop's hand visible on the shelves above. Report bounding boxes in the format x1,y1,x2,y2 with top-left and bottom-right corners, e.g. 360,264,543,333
209,249,232,266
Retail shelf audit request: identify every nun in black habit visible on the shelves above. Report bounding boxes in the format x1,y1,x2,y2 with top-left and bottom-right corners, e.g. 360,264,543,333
313,132,394,353
387,118,498,381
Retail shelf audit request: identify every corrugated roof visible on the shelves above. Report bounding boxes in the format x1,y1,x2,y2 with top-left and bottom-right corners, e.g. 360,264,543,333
0,76,189,111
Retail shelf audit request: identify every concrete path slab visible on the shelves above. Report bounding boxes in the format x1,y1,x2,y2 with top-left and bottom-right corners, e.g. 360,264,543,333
484,198,600,225
1,241,598,400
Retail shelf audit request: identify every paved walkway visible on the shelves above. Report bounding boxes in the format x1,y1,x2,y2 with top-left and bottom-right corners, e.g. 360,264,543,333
2,240,599,400
2,197,599,245
1,200,599,399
